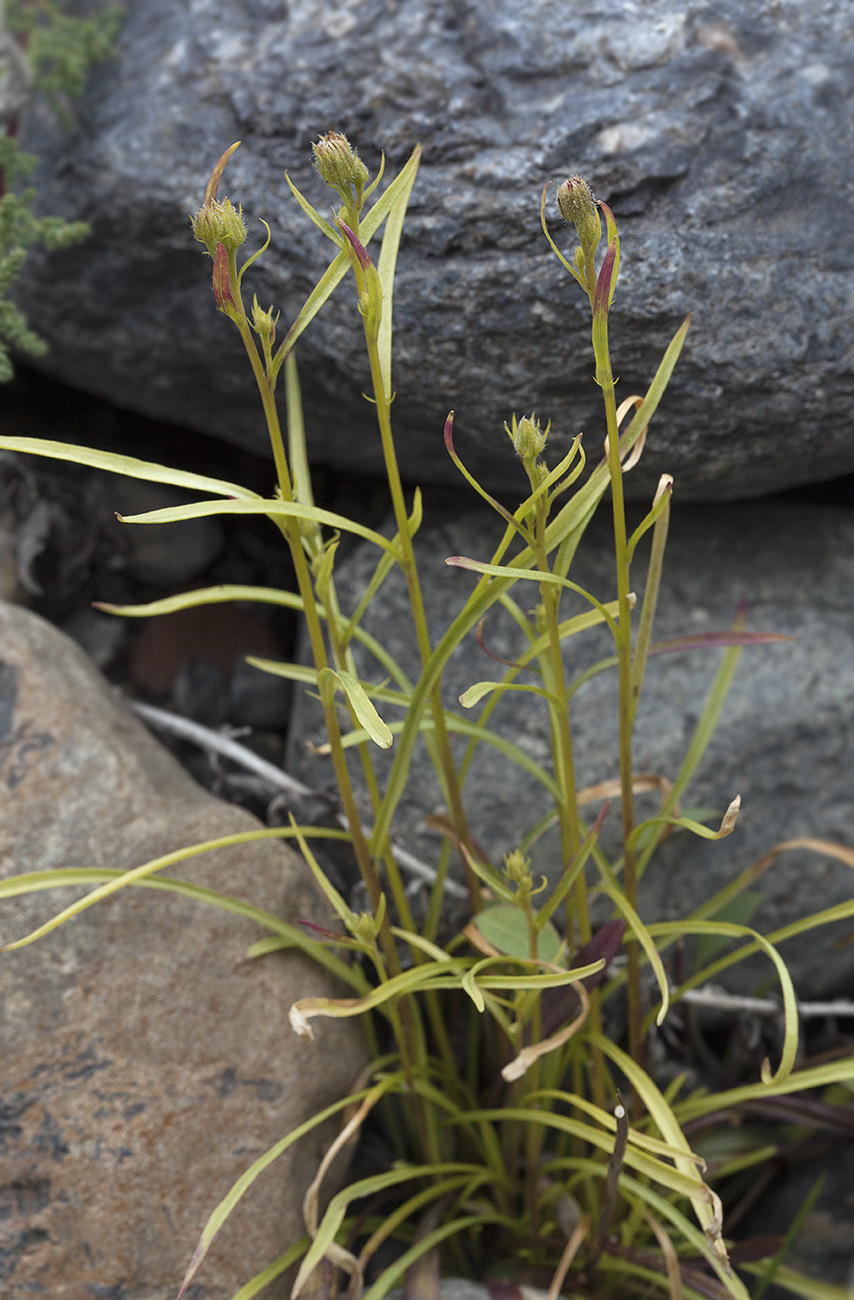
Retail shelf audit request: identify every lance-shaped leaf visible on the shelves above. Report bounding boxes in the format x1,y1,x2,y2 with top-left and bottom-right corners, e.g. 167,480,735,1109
593,239,618,318
599,200,621,306
318,667,393,749
0,438,258,499
376,144,421,396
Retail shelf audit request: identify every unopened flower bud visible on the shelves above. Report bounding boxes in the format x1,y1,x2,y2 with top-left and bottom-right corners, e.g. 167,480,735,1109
251,295,278,347
192,197,247,257
505,414,548,462
504,850,533,888
312,131,370,196
556,174,601,254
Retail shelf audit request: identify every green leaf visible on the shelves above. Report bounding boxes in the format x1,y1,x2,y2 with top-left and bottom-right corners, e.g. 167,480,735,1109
458,680,557,709
95,584,302,618
116,496,400,555
318,667,393,749
0,437,258,498
0,864,366,992
473,904,563,962
376,145,421,396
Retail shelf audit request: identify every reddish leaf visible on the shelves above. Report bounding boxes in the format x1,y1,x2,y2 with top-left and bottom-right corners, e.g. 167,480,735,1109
593,240,617,316
212,242,235,312
337,218,373,270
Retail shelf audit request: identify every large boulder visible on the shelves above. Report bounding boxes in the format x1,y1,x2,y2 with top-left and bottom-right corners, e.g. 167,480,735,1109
0,602,366,1299
287,493,854,999
15,0,854,500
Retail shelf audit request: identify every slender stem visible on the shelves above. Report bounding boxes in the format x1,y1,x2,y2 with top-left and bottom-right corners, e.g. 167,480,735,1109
225,254,404,979
364,333,480,906
533,493,582,888
593,308,642,1071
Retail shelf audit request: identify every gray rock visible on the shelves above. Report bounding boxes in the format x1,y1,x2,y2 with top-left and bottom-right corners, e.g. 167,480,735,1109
0,602,365,1299
287,494,854,998
14,0,854,500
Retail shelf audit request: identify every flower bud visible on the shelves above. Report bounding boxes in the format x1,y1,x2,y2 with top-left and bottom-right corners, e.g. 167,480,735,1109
191,196,247,257
504,850,533,888
251,295,277,347
556,174,601,255
312,130,370,196
505,413,548,462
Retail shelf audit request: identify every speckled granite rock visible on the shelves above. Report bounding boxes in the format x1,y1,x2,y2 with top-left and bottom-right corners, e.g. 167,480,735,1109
287,495,854,998
0,602,365,1299
14,0,854,499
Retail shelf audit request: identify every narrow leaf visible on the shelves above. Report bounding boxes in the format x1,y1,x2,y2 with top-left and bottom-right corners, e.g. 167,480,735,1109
0,437,257,499
318,667,393,749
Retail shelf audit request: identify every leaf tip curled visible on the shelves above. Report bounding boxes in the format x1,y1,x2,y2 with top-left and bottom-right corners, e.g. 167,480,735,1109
653,473,673,506
720,795,741,836
289,1003,315,1042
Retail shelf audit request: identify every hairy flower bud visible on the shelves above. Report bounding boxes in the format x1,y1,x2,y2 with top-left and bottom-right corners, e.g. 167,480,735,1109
504,850,533,888
191,196,247,257
251,295,277,347
312,130,370,196
505,413,548,462
556,174,601,255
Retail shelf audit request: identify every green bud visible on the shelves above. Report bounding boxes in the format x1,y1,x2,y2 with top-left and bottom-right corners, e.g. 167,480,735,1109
505,413,548,462
352,891,386,945
504,850,533,889
556,174,601,255
251,294,278,347
191,196,247,257
312,130,370,196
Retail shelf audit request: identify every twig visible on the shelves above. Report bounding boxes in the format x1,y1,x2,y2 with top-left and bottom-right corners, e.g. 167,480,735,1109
678,984,854,1020
130,699,467,899
132,699,313,799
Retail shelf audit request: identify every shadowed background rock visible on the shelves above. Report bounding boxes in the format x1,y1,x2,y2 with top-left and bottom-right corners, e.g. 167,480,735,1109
13,0,854,500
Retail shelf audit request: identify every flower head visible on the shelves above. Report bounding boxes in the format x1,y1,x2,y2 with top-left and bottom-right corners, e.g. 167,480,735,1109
505,413,549,462
191,196,247,257
556,174,601,257
312,131,370,197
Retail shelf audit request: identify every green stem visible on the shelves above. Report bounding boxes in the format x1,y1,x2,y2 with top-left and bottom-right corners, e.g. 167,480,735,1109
226,253,403,981
364,331,479,907
592,305,642,1072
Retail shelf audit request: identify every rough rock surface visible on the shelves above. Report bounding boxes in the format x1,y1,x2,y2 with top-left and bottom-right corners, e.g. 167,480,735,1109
0,602,365,1299
287,494,854,998
15,0,854,500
